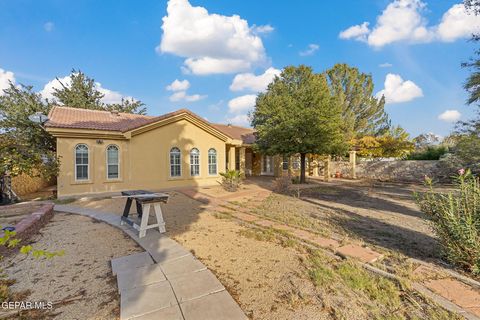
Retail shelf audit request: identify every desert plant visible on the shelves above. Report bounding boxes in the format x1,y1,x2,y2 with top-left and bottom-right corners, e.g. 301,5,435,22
219,170,242,192
273,176,291,193
416,169,480,274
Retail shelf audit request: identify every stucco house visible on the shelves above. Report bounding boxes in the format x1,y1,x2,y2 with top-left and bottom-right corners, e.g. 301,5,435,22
46,107,321,197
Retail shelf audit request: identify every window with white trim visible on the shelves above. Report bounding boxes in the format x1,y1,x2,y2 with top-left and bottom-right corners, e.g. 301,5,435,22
170,147,181,177
106,145,119,179
190,148,200,176
75,144,89,181
208,148,217,175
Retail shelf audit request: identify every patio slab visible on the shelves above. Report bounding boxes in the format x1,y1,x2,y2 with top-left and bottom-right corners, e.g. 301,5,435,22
170,269,225,303
424,278,480,317
116,264,166,293
160,254,207,279
120,281,177,320
111,252,154,275
310,235,340,249
180,290,247,320
336,244,383,263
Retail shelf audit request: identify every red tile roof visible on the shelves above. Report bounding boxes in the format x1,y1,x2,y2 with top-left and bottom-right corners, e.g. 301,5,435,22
46,107,256,143
211,124,256,144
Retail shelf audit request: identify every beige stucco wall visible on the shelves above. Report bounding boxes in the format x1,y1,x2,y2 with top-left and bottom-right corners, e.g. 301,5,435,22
56,119,226,197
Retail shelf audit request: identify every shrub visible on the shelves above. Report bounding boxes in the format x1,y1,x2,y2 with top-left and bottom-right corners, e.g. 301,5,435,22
219,170,242,192
273,176,291,193
407,145,448,160
416,169,480,274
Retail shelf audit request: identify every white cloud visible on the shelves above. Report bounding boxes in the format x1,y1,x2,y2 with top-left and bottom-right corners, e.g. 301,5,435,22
376,73,423,104
44,21,54,32
40,74,132,104
436,4,480,42
228,94,256,113
0,68,15,95
252,24,274,34
166,79,190,91
226,114,250,126
229,67,280,92
339,22,370,41
299,44,319,56
182,57,251,75
379,62,393,68
339,0,480,48
169,90,206,102
158,0,266,75
438,109,461,122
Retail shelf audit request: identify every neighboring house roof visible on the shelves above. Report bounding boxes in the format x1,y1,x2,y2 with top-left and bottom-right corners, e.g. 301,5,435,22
212,123,256,145
46,106,256,144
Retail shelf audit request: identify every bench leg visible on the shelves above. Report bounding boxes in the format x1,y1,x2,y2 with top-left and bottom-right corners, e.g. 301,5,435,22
153,203,166,233
139,204,150,238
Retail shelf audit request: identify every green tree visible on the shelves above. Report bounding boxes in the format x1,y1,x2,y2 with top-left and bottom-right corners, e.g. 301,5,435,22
51,69,147,114
106,97,147,115
51,70,104,110
378,126,414,158
0,83,58,178
252,65,347,183
325,63,389,139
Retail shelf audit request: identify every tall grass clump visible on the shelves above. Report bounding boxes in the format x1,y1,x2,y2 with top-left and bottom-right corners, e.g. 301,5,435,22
416,169,480,275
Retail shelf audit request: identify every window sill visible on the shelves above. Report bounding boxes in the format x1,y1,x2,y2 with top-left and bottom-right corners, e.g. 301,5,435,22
71,180,93,185
104,179,123,184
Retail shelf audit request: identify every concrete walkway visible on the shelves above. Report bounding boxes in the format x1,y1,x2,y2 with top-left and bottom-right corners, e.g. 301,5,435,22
54,204,246,320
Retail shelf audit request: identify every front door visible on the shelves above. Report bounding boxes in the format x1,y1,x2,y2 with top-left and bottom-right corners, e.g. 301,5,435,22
261,155,274,175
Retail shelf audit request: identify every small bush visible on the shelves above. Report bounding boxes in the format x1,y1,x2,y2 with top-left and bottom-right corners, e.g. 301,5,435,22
219,170,242,192
273,176,291,193
416,169,480,274
407,145,448,160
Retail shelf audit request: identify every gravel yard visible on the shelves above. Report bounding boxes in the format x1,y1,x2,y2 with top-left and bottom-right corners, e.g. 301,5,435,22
1,212,142,319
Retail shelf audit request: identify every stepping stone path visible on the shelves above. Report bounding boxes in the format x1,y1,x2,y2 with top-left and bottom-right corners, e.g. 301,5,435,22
55,204,246,320
179,188,480,319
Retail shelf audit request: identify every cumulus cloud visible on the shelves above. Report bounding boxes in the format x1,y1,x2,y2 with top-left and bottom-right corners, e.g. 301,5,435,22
0,68,15,95
228,94,256,114
376,73,423,104
40,74,132,104
169,90,206,102
436,4,480,42
158,0,267,75
339,22,370,41
44,22,54,32
226,114,250,126
229,67,280,92
438,109,461,122
166,79,190,91
299,44,319,56
252,24,274,34
339,0,480,48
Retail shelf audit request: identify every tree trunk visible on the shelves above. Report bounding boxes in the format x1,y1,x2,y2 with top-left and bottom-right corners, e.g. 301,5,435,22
300,153,306,184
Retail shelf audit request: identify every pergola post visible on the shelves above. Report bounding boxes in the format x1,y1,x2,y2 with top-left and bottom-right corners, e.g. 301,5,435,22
227,146,236,171
349,150,357,179
239,147,246,178
324,155,331,182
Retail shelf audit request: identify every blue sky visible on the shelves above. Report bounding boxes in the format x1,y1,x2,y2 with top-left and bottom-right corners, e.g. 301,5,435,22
0,0,478,138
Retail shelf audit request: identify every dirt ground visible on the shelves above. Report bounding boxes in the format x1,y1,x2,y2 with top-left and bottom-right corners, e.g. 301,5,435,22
67,185,456,320
1,213,142,320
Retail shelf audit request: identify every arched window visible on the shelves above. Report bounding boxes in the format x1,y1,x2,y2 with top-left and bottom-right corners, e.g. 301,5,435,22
75,144,89,181
106,145,119,179
190,148,200,176
170,147,181,177
208,148,217,175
